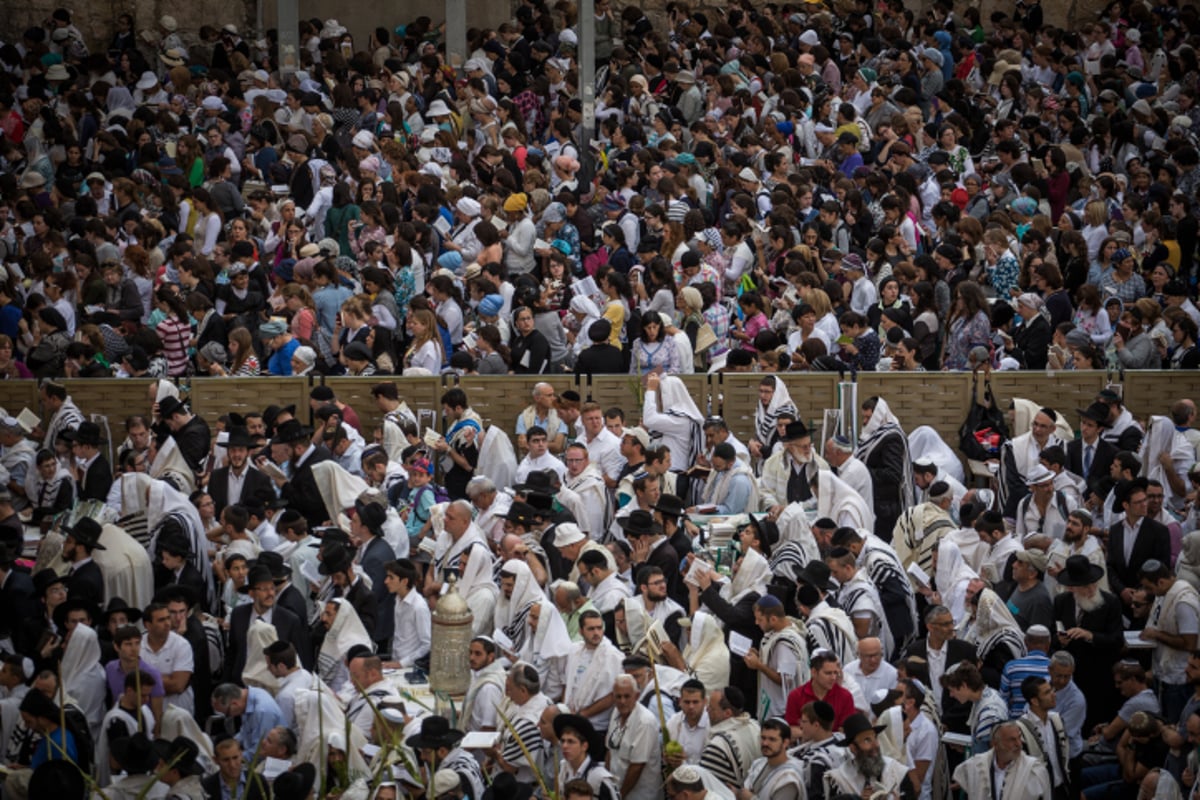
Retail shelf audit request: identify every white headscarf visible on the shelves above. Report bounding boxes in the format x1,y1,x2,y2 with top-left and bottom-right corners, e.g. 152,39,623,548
754,376,797,446
569,295,602,355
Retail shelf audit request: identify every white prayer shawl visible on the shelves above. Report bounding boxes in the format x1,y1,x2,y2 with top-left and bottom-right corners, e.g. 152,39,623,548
569,296,602,355
774,503,821,561
755,376,797,446
701,460,758,514
150,435,196,493
825,754,909,799
243,618,281,692
477,424,518,492
0,439,35,509
565,466,610,541
946,525,991,575
621,596,677,657
318,598,373,691
937,539,979,624
835,456,874,512
893,502,955,577
294,685,371,790
313,460,370,524
460,661,507,733
644,376,704,468
43,396,84,449
684,610,731,689
839,572,893,658
457,537,499,635
718,548,771,605
161,704,216,774
757,620,809,720
1142,415,1183,490
381,402,417,463
94,522,155,611
876,705,906,761
1178,531,1200,594
24,462,73,520
1149,579,1200,684
124,473,215,609
522,599,572,701
759,449,830,509
496,559,546,646
95,703,154,786
908,425,966,484
1045,535,1108,595
744,756,805,800
61,624,107,739
816,469,875,531
860,533,918,645
475,491,513,545
564,638,624,721
970,588,1027,663
951,750,1051,800
805,601,859,666
855,397,916,509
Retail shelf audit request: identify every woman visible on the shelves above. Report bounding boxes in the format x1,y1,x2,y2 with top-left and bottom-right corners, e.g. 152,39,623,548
282,284,318,343
908,281,941,371
0,334,32,379
325,183,360,258
189,188,222,256
567,295,602,360
628,311,679,376
732,292,770,352
753,375,797,461
474,325,509,374
155,288,192,377
428,275,466,348
1033,262,1073,328
598,270,629,350
1073,283,1112,345
404,308,444,374
936,124,975,177
868,277,908,338
509,306,550,375
944,280,991,370
26,308,72,378
1171,316,1200,369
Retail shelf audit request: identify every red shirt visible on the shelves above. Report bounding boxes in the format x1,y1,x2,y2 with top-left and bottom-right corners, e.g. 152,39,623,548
784,681,856,731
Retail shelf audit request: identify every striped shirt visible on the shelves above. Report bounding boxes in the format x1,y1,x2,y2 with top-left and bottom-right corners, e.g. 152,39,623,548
1000,651,1051,718
789,736,847,800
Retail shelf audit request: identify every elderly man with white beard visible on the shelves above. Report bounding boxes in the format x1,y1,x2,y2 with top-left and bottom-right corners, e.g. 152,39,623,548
1052,555,1124,730
951,721,1052,800
760,421,827,518
823,712,909,798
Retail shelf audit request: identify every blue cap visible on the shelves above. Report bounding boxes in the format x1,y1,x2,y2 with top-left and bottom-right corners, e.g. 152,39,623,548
479,294,503,317
437,251,463,270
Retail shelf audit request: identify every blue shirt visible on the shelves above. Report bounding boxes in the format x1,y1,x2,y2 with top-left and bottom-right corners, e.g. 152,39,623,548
1055,679,1087,758
999,650,1051,718
712,471,752,515
266,337,300,376
313,285,353,334
237,687,285,754
30,726,76,768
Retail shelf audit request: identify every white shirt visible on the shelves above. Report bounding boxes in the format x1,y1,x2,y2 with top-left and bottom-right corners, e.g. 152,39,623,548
607,703,663,800
926,643,947,712
275,667,315,727
905,712,938,800
391,590,432,667
665,709,710,765
226,465,248,507
843,659,898,711
140,631,194,715
1034,713,1064,785
584,428,625,482
515,452,568,484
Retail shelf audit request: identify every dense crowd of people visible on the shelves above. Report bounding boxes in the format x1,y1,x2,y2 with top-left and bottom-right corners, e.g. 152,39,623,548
2,0,1200,799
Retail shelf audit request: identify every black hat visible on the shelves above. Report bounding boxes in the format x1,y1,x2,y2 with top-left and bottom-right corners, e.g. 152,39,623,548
354,498,387,537
406,715,466,750
747,514,779,551
152,736,201,776
513,471,556,495
272,419,310,445
256,551,292,582
153,583,198,608
53,596,97,631
65,517,106,550
309,527,352,548
652,494,687,520
552,713,601,752
262,404,297,429
238,564,277,593
158,396,187,418
525,492,555,512
796,559,836,592
343,341,373,362
74,421,103,446
840,712,886,746
20,689,59,721
32,568,66,598
1077,402,1112,428
502,501,538,527
319,543,355,575
272,763,317,800
1056,554,1105,587
100,596,142,626
157,529,193,559
226,426,257,449
618,509,663,538
28,761,85,800
111,733,159,775
780,420,810,442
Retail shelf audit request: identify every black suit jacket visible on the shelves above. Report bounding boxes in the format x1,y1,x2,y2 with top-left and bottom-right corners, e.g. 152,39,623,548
153,562,208,602
1053,590,1124,728
359,536,394,645
1106,517,1171,597
202,770,269,800
208,465,277,516
1,569,38,648
1066,438,1118,501
1012,315,1052,370
281,446,333,528
66,560,105,607
225,603,311,682
79,456,113,502
276,584,308,626
901,638,978,733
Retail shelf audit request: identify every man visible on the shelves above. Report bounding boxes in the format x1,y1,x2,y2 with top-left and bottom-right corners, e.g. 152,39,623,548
1053,555,1123,730
698,686,760,789
384,559,430,670
39,380,84,450
1007,549,1055,631
318,543,378,639
577,549,630,615
1016,677,1070,799
564,444,611,541
854,396,914,540
898,680,937,799
831,527,916,659
61,517,106,607
902,605,977,731
1045,509,1108,595
156,397,211,476
736,718,804,800
785,649,856,732
101,732,162,800
694,443,755,515
210,683,285,757
787,700,844,799
516,427,567,484
554,713,619,800
1047,651,1086,765
486,663,551,785
760,421,826,513
1139,558,1200,723
942,662,1009,751
564,609,622,731
263,641,313,728
96,670,155,786
516,384,569,454
795,562,858,667
1107,478,1171,611
351,498,396,648
744,595,808,720
1014,464,1076,542
261,419,331,528
70,422,112,502
371,382,418,463
346,653,401,738
624,513,686,612
1000,405,1064,517
0,417,36,511
460,637,506,735
665,680,709,767
580,402,625,488
825,547,891,653
951,722,1052,800
891,482,956,579
824,712,909,798
201,738,268,800
843,638,898,710
406,715,485,800
152,736,205,800
823,434,873,510
1068,403,1119,503
977,510,1021,592
140,602,194,716
208,427,274,515
155,530,206,601
912,457,967,510
225,563,311,681
1096,388,1145,453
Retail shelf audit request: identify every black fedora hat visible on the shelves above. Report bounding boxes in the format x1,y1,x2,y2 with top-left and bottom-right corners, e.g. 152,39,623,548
840,712,886,746
74,421,103,446
226,426,257,449
1077,402,1112,428
65,517,106,550
354,498,387,537
273,763,317,800
157,528,193,559
618,509,663,538
552,713,602,753
796,559,836,592
32,568,66,598
514,471,557,495
405,715,466,750
319,543,355,575
237,563,277,594
780,420,810,442
308,527,352,548
100,596,142,626
652,494,687,520
111,733,159,775
256,551,292,582
502,501,538,527
153,583,198,608
158,396,187,419
747,514,779,551
272,419,310,445
152,735,200,776
1056,554,1105,587
53,596,97,631
262,404,297,430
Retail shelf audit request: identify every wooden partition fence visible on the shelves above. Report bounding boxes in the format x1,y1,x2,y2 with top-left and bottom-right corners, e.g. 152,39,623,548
19,372,1200,462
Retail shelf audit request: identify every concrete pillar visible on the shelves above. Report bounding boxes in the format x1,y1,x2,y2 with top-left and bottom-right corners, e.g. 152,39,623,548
578,0,595,189
445,0,467,71
276,0,300,81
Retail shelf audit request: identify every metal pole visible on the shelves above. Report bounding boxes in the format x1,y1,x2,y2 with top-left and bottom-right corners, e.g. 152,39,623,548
446,0,467,72
276,0,300,84
578,0,596,190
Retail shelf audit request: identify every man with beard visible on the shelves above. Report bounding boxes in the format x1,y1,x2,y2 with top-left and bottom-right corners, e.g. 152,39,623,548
976,510,1020,595
760,421,826,516
1107,478,1171,613
460,637,505,735
854,396,915,541
824,712,909,798
787,700,845,800
563,444,611,542
61,517,106,607
735,718,804,800
1053,555,1124,729
1045,509,1108,595
830,527,917,659
208,427,274,515
628,563,685,648
951,722,1052,800
1016,677,1070,799
1095,388,1145,453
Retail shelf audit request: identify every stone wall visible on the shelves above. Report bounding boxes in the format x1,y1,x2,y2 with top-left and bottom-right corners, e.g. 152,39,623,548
11,0,252,54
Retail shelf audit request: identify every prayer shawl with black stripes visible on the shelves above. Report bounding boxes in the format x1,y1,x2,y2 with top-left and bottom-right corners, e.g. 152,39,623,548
804,600,858,667
860,535,919,656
